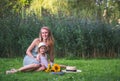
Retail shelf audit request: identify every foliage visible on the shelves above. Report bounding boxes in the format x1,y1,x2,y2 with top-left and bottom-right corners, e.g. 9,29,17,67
0,15,21,57
0,0,120,58
25,0,120,23
26,0,69,17
0,14,120,58
0,58,120,81
0,0,31,18
0,0,120,21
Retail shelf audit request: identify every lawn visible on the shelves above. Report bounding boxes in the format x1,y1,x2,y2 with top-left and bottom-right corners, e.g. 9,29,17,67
0,58,120,81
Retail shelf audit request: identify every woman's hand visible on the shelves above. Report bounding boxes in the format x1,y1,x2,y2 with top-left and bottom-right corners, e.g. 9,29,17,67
50,62,54,66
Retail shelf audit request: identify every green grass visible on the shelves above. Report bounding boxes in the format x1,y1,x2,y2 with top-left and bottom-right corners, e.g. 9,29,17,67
0,58,120,81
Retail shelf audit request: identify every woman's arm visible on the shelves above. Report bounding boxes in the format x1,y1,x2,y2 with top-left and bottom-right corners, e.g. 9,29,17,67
26,38,38,58
49,46,54,65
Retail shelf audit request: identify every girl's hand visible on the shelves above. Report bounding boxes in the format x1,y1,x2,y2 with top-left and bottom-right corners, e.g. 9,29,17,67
36,57,40,61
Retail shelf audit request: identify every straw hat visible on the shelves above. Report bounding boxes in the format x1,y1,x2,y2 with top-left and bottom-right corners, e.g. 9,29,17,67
38,42,46,48
62,66,82,73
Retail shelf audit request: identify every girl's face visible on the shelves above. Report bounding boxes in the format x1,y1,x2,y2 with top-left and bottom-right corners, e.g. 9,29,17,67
39,46,46,54
41,28,49,40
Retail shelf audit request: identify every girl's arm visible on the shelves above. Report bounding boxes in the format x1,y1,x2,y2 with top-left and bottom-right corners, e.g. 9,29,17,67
36,54,40,61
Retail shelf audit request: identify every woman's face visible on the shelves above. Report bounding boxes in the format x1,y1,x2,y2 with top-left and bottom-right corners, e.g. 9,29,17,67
41,28,49,40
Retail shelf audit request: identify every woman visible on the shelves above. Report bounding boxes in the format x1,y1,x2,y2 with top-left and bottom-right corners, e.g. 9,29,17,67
23,26,54,67
6,26,54,73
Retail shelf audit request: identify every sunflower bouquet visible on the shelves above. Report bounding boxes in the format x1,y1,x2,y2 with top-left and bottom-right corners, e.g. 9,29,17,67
45,63,61,72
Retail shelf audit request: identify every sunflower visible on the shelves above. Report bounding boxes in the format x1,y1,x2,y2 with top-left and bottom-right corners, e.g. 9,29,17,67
51,64,61,72
45,64,51,72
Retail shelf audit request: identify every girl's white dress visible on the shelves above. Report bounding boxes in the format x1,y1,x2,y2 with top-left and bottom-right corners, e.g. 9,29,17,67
38,54,48,68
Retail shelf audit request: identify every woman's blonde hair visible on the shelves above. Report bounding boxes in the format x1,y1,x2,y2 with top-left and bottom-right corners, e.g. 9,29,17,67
39,26,54,53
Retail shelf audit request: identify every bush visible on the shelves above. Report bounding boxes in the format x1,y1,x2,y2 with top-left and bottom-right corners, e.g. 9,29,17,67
0,14,120,58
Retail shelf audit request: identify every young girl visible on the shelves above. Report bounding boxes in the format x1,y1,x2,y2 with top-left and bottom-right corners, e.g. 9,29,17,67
6,42,48,74
35,42,48,71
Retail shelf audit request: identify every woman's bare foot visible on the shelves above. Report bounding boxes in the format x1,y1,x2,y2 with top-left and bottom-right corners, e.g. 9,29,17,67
6,69,18,74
